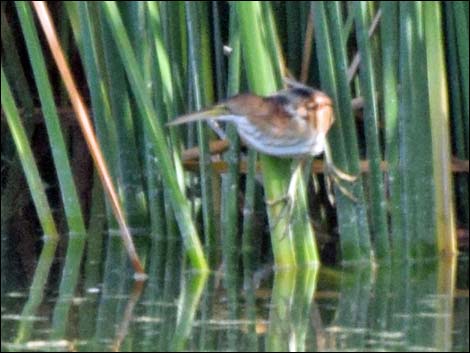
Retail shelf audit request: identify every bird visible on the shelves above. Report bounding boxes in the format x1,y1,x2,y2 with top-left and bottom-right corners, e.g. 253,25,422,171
167,80,356,229
167,80,334,159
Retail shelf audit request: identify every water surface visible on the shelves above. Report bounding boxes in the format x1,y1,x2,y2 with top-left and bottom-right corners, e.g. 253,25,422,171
2,254,468,352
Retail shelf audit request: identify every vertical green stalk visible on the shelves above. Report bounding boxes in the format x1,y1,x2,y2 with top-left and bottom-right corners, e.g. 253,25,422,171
326,2,372,259
66,3,137,275
381,1,403,257
152,2,188,278
235,1,298,267
67,3,134,268
313,2,363,263
397,3,439,259
285,2,303,77
409,3,435,258
424,2,457,255
16,2,86,239
185,1,217,265
1,7,34,117
268,2,318,265
222,5,242,290
148,2,193,276
353,2,389,256
165,2,188,112
16,2,88,300
242,151,258,274
212,2,226,98
65,3,120,183
291,172,319,265
1,4,35,235
102,2,207,271
130,2,162,264
398,3,416,258
445,2,469,228
99,3,149,228
261,2,285,87
1,67,59,247
196,2,216,106
3,69,59,318
452,2,469,146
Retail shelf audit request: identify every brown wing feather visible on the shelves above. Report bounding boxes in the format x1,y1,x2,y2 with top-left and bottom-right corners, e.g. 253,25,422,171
168,93,294,138
225,94,293,132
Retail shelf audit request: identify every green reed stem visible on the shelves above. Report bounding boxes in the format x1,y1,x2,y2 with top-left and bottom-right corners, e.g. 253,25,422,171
397,3,415,258
17,3,90,304
325,2,372,260
185,1,217,265
100,3,149,227
424,2,457,255
1,8,34,117
16,1,86,241
222,5,242,284
353,2,389,256
235,1,319,267
381,1,404,257
102,2,208,271
396,3,437,258
452,2,469,140
313,2,363,263
445,2,469,228
408,3,435,258
2,67,59,245
3,68,59,320
1,4,35,232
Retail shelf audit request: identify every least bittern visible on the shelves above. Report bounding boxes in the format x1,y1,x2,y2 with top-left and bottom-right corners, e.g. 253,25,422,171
168,80,356,231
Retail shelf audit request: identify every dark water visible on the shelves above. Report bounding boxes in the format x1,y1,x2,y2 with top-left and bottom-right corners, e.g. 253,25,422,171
1,256,468,352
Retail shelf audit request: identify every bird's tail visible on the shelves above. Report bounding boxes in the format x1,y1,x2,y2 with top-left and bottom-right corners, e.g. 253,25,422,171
166,104,228,126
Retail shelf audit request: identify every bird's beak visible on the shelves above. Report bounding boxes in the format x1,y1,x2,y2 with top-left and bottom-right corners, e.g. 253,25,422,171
310,89,334,133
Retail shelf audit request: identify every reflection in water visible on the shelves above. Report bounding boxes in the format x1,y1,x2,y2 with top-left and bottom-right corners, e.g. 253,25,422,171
1,257,468,351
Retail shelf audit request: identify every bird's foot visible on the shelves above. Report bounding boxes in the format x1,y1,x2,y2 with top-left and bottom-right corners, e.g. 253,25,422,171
266,193,294,239
324,162,358,204
265,161,304,238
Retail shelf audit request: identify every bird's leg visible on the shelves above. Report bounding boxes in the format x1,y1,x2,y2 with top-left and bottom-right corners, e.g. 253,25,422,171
324,162,358,204
266,159,304,234
323,143,358,203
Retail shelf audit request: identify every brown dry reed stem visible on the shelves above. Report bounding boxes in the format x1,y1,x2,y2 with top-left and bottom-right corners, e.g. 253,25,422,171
32,1,145,276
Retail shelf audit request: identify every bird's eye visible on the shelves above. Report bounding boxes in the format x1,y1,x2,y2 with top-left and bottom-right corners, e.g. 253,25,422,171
306,103,317,111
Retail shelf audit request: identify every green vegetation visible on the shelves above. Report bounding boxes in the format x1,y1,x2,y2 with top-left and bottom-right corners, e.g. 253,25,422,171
1,1,467,285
